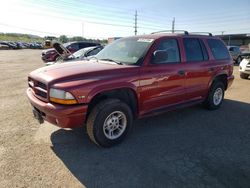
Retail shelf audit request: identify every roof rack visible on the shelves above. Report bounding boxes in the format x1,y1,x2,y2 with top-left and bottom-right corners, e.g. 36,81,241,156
189,32,213,36
151,30,213,36
151,30,189,35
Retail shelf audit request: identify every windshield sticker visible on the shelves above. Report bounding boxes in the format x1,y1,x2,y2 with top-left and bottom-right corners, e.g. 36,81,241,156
137,38,154,43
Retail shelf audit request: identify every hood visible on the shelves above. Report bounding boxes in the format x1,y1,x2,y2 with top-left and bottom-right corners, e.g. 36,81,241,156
29,60,138,84
53,42,72,56
42,48,56,54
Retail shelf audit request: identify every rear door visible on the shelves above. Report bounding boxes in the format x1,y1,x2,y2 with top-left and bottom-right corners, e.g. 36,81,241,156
182,38,212,100
139,38,187,114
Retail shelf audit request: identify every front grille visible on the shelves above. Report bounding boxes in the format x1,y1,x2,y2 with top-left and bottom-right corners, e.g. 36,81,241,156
28,77,48,101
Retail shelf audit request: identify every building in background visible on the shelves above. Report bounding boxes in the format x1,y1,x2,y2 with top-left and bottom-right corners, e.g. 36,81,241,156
217,33,250,49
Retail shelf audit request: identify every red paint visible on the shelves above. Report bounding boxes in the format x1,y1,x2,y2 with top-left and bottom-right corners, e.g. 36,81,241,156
27,34,234,128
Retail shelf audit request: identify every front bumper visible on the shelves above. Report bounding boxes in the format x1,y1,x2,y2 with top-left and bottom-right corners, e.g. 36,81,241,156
239,59,250,74
27,88,88,128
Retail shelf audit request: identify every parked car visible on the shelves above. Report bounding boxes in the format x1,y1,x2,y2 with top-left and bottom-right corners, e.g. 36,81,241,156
239,57,250,79
0,44,10,50
227,46,242,64
0,42,17,49
46,45,104,66
29,42,43,49
41,41,101,62
27,31,234,147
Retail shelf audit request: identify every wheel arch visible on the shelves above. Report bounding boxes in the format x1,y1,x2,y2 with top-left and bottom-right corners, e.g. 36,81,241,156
209,73,228,90
85,87,139,123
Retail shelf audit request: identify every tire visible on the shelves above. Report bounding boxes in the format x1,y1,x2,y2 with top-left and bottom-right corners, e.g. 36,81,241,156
86,99,133,147
204,81,225,110
240,72,249,79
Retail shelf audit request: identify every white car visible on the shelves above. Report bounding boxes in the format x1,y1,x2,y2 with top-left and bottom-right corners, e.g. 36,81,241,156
239,58,250,79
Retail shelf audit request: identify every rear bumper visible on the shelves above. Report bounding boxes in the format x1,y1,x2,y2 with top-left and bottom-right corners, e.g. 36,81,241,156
227,75,234,89
27,88,88,128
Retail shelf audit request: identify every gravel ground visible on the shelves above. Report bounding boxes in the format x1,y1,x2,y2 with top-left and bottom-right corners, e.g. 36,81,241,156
0,49,250,188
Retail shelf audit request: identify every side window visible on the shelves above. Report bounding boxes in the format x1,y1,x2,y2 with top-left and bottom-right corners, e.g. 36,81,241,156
207,39,230,60
183,38,204,62
153,39,180,64
87,48,102,56
199,39,209,60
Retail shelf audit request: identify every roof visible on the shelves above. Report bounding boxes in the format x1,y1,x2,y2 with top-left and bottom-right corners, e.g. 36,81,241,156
126,31,218,40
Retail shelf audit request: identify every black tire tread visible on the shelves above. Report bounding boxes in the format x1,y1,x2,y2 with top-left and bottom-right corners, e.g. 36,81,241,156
204,81,225,110
240,72,249,79
86,99,122,146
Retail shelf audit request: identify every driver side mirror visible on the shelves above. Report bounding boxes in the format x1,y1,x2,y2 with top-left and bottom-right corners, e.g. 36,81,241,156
152,50,168,64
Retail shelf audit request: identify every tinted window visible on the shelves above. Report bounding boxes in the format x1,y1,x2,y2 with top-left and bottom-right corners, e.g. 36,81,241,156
184,38,203,61
87,47,102,56
154,39,180,64
200,39,209,60
208,39,230,60
68,43,79,51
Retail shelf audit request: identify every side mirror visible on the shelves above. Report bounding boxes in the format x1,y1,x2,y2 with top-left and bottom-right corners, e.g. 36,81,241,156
152,50,168,64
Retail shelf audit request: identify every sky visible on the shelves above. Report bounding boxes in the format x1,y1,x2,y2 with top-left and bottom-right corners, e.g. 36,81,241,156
0,0,249,39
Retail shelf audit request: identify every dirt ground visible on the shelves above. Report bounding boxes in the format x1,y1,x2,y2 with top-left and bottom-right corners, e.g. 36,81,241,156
0,49,250,188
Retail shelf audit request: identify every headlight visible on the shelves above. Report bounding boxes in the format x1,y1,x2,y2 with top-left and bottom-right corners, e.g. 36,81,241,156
49,88,77,105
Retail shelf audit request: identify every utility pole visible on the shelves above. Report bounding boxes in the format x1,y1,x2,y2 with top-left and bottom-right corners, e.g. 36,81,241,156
134,10,138,35
172,17,175,33
221,31,225,36
82,22,84,38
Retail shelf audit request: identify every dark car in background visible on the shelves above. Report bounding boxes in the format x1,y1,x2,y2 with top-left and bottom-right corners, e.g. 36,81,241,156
0,41,18,49
41,41,101,62
46,45,104,66
227,46,242,64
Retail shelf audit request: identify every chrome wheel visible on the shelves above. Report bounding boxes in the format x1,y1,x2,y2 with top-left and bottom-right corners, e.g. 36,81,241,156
103,111,127,140
213,88,223,106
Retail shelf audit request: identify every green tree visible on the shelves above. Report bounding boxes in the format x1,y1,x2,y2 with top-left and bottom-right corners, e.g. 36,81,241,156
59,35,68,43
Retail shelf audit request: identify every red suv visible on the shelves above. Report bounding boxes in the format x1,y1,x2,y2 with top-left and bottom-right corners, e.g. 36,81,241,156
27,31,234,147
41,41,100,62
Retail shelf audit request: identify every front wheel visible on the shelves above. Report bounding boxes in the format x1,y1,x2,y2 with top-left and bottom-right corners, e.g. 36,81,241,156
86,99,133,147
204,81,225,110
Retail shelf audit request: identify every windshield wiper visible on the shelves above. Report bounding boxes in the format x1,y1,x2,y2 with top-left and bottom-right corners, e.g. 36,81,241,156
99,58,123,65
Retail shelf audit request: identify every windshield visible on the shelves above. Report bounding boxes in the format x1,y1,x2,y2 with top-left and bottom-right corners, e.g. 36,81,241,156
96,37,154,65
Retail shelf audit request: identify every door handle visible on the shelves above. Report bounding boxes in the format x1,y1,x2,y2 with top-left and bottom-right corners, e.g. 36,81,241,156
178,70,185,76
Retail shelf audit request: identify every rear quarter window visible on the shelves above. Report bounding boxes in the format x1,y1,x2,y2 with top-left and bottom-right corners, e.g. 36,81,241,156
207,39,230,60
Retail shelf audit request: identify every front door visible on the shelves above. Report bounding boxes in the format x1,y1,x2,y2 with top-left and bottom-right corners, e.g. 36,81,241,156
139,38,186,115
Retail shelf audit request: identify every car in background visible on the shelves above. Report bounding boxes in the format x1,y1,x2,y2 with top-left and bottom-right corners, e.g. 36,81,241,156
30,42,43,49
0,43,10,50
46,45,104,66
239,56,250,79
41,41,101,62
0,41,18,49
227,46,242,64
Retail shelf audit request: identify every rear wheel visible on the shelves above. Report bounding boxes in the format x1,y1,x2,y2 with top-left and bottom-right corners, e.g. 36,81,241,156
86,99,133,147
204,81,225,110
240,72,249,79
